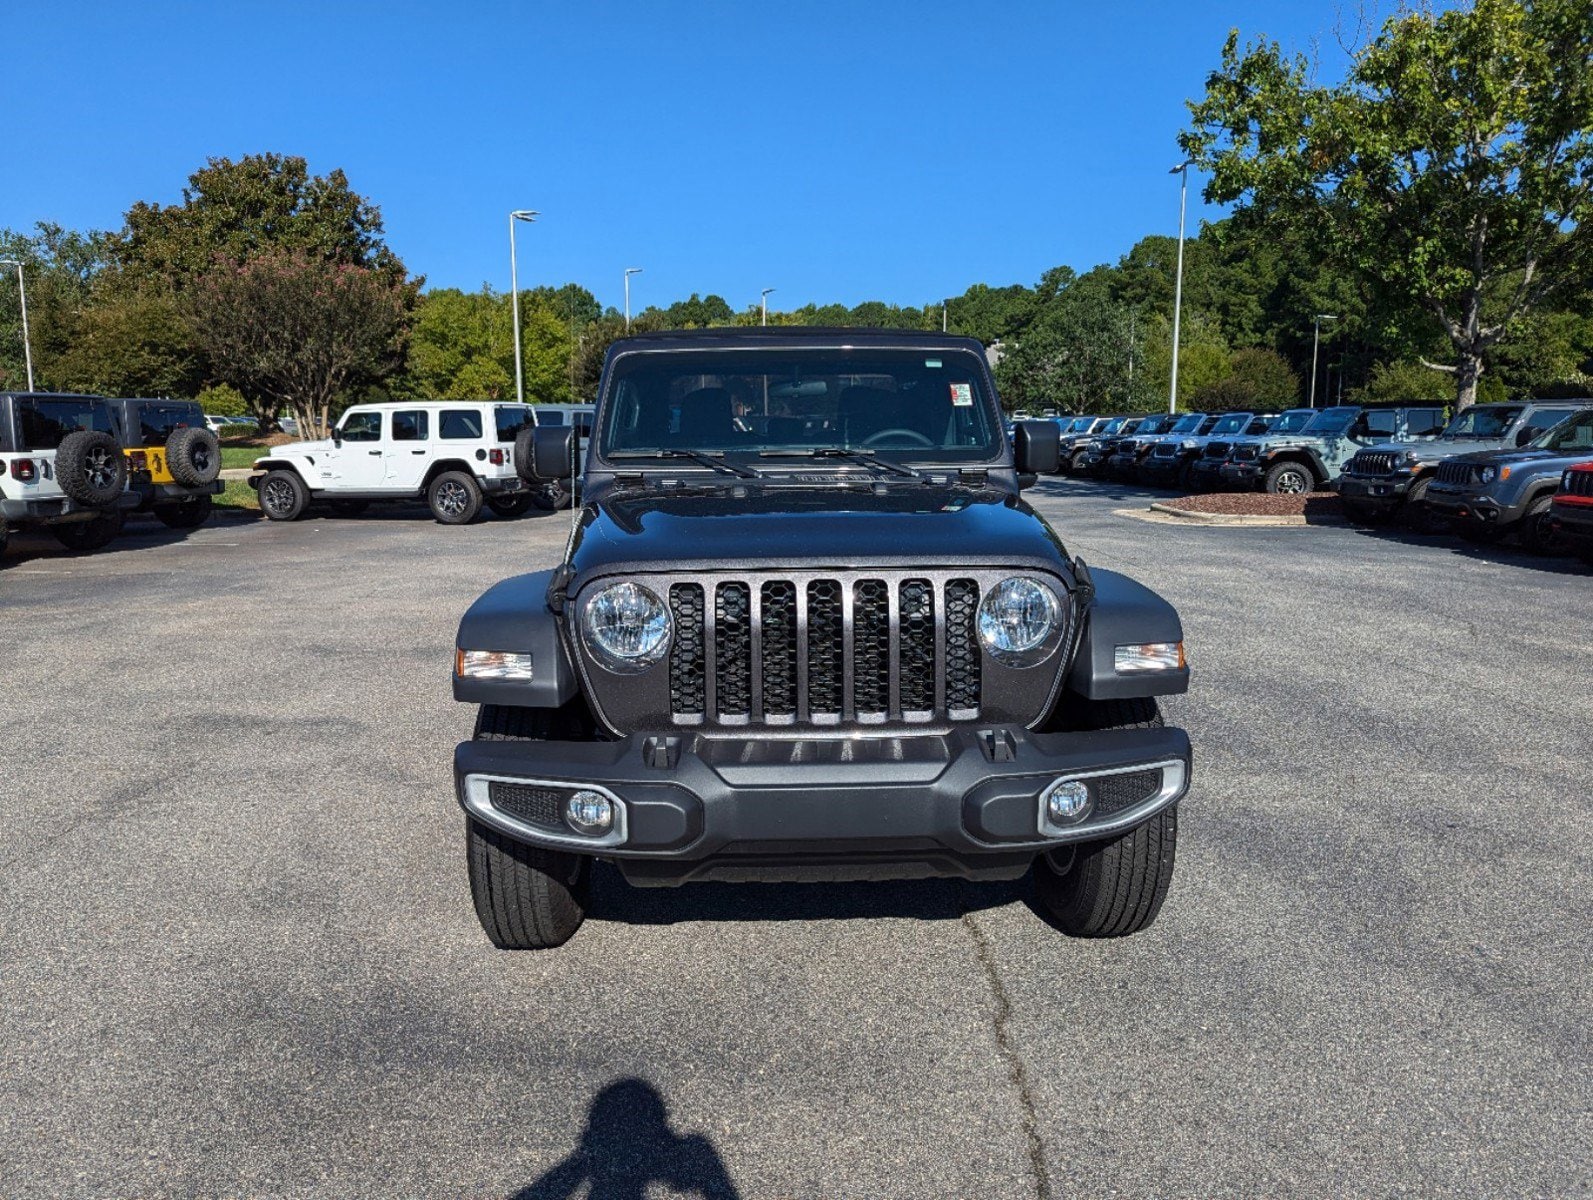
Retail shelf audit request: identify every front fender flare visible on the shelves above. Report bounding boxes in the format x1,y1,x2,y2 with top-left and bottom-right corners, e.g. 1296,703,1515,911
453,569,579,708
1064,569,1188,700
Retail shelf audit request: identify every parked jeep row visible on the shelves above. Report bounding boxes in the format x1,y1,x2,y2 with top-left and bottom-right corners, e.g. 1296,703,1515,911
0,391,222,557
1045,399,1593,557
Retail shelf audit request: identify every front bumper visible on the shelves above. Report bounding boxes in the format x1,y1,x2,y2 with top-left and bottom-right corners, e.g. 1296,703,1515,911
455,724,1192,886
1424,483,1527,529
1104,452,1142,477
1338,474,1413,508
1186,460,1226,489
1138,456,1186,482
1219,461,1262,488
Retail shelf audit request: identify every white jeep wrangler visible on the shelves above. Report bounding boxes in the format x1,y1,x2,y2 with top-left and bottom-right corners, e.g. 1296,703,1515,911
1,392,135,556
249,401,539,523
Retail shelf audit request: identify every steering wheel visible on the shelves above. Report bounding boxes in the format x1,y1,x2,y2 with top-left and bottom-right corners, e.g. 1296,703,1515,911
861,428,934,448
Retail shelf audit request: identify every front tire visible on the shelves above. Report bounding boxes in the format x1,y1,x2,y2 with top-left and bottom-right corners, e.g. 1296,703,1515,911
259,469,310,521
1517,494,1560,555
1399,477,1445,534
428,471,483,524
1033,695,1178,937
1263,460,1314,495
465,817,590,949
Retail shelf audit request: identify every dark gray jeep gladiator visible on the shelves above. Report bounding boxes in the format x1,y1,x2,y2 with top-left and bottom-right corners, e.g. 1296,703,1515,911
451,329,1192,948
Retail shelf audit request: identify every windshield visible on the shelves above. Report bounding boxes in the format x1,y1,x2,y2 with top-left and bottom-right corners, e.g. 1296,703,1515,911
14,397,116,451
1302,407,1358,435
1097,418,1127,436
1136,415,1178,436
1270,410,1314,434
1443,406,1521,439
1535,409,1593,452
132,402,202,448
600,348,1000,461
1169,414,1204,435
1211,413,1250,435
1068,417,1095,432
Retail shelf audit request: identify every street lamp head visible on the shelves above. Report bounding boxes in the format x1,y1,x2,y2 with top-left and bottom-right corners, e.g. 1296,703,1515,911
1169,160,1193,174
1317,313,1339,321
761,287,775,298
625,267,643,277
510,209,539,222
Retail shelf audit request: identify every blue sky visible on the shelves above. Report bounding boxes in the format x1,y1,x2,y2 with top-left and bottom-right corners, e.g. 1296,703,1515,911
7,1,1356,312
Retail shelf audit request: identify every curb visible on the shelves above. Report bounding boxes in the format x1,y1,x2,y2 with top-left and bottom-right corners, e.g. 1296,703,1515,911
1141,503,1346,527
220,468,255,481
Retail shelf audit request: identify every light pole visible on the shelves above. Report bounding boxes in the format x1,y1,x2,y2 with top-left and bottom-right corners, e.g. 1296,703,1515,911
624,267,643,331
760,288,775,327
508,209,538,404
943,300,948,333
1308,313,1338,408
0,259,34,392
1167,160,1192,414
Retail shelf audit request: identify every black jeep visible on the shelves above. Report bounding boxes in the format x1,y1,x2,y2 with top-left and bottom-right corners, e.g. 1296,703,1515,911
451,329,1192,948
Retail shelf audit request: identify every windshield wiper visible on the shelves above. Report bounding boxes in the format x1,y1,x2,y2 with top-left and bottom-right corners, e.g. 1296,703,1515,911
608,449,762,478
758,447,929,481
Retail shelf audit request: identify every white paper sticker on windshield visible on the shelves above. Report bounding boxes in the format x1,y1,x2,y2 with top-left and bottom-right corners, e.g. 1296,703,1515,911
925,358,942,368
950,382,973,407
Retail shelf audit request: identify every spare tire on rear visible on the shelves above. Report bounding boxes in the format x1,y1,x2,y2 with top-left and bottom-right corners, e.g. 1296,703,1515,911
167,426,221,486
513,424,539,484
55,430,126,506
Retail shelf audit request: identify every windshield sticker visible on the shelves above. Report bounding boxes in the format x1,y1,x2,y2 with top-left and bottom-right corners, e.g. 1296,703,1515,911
925,358,942,368
950,382,973,408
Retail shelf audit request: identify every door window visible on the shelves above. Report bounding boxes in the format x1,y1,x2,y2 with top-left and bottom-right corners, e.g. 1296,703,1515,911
1349,411,1398,441
392,410,429,441
341,411,383,442
1406,409,1447,437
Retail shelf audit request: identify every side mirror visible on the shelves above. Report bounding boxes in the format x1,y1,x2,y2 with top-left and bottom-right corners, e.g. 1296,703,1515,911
531,425,576,481
1013,419,1061,477
330,427,342,445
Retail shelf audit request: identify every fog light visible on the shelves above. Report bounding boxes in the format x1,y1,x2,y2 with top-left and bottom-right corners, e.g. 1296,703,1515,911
1045,779,1092,824
565,790,614,836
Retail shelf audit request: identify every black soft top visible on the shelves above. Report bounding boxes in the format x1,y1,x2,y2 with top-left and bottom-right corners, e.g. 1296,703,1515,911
607,326,990,359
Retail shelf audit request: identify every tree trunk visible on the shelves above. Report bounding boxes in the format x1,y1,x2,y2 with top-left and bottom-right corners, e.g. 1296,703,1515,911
1454,353,1482,410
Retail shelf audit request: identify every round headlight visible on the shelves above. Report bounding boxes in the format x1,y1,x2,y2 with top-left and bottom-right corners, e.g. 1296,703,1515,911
581,581,670,672
977,577,1062,664
1478,466,1497,484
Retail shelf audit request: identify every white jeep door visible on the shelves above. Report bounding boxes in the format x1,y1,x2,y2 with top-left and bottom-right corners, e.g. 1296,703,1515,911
383,408,434,491
328,410,389,488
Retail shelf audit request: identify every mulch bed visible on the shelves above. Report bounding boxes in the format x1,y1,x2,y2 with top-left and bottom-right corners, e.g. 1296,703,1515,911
1162,492,1344,518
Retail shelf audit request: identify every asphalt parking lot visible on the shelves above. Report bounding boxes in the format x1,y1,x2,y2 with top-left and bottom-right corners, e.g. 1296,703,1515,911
2,483,1589,1198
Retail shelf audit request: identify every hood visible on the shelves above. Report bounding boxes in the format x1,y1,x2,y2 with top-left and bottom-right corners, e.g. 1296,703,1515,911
1361,436,1509,462
568,482,1070,577
1442,445,1585,468
272,437,335,455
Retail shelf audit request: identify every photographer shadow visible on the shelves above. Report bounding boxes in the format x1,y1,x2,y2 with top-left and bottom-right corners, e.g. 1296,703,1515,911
515,1078,741,1200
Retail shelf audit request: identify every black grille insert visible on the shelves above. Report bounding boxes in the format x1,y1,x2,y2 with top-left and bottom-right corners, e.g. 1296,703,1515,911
1091,769,1163,816
1563,470,1593,498
714,582,752,720
488,781,565,830
668,584,706,719
945,579,981,718
807,579,844,719
1353,451,1397,476
1435,461,1476,486
760,581,798,719
898,579,936,715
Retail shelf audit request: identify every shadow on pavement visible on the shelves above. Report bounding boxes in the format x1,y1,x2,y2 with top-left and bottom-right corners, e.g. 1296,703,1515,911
1345,524,1593,576
514,1078,741,1200
590,866,1022,926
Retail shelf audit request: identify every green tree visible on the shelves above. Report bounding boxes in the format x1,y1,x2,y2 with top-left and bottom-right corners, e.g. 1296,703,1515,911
1185,0,1593,407
407,288,512,397
119,153,410,284
1192,347,1301,408
997,286,1137,413
50,283,201,398
186,249,409,436
0,223,115,390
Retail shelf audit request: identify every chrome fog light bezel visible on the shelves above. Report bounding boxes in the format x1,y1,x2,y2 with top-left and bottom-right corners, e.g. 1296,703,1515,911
1037,760,1188,838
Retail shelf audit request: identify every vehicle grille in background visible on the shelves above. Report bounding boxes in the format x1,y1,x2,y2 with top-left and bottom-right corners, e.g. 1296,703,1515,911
1435,461,1476,486
1153,443,1178,458
1234,445,1259,461
1564,470,1593,498
1353,451,1397,475
1204,441,1231,460
666,575,988,726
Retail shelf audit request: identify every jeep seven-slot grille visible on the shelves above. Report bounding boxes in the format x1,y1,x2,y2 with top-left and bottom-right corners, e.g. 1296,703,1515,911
1435,460,1477,486
1153,442,1179,458
1203,441,1231,460
1233,444,1258,461
1353,451,1397,476
666,576,984,726
1565,470,1593,498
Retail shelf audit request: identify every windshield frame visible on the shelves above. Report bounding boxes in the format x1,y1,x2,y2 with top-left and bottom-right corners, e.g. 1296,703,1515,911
1210,412,1252,436
591,344,1007,470
1532,408,1593,452
1300,406,1359,436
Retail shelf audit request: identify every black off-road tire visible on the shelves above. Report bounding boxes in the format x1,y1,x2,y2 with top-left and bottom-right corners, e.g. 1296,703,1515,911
1070,449,1090,474
1342,498,1392,526
328,500,370,518
1399,477,1446,534
258,469,310,521
1517,494,1561,555
51,510,123,552
1263,460,1314,495
166,426,221,486
531,479,572,511
465,817,590,949
513,425,539,484
154,495,213,529
55,430,126,506
1033,695,1178,938
428,470,483,524
488,494,536,518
